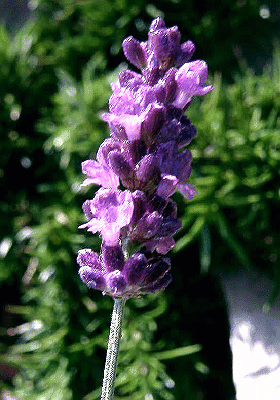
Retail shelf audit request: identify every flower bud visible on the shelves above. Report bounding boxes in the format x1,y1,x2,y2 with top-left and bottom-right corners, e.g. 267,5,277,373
106,270,127,295
122,36,147,70
175,41,195,67
79,267,106,291
142,256,171,286
123,252,147,285
108,150,134,188
135,154,161,193
102,244,125,273
141,104,166,147
144,273,172,293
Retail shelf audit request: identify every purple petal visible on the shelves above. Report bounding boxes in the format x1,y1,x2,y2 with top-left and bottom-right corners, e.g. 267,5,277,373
175,41,196,67
96,138,122,165
79,188,134,245
107,82,138,115
157,119,181,143
144,237,176,254
81,159,119,189
81,200,93,220
157,175,178,198
156,142,193,189
103,113,143,141
97,188,134,245
173,60,214,108
82,219,103,235
177,183,198,200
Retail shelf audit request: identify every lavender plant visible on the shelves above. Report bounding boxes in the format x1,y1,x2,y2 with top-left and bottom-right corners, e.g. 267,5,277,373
77,18,213,399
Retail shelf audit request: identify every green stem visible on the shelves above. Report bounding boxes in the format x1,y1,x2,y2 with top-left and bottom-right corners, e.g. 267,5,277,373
101,297,126,400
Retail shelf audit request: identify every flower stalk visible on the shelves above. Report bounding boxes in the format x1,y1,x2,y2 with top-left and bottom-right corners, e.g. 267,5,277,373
101,297,126,400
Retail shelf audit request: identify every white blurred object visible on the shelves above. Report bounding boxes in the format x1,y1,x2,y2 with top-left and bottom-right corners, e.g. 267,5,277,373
220,271,280,400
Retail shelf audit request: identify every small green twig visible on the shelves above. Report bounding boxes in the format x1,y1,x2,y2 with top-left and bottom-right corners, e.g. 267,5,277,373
101,297,126,400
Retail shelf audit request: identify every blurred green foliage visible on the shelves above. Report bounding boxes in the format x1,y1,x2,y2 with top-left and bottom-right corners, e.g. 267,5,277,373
0,0,279,399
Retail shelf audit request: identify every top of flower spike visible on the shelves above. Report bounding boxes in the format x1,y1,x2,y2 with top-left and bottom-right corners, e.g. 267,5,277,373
122,18,196,79
121,18,213,104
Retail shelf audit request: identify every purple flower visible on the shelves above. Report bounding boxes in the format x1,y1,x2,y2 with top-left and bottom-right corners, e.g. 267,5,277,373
81,139,120,189
77,18,213,297
102,78,165,142
77,249,106,291
155,141,196,200
79,188,134,246
172,60,213,109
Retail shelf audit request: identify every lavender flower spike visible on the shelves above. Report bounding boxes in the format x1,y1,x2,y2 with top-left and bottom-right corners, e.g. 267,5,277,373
77,18,213,400
78,17,213,298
